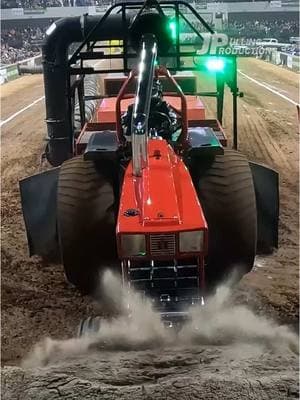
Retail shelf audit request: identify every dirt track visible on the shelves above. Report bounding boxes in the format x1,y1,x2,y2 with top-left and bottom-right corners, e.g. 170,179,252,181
1,58,299,398
2,348,299,399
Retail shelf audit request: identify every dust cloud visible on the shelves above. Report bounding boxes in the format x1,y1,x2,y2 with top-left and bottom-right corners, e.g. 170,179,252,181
22,270,299,368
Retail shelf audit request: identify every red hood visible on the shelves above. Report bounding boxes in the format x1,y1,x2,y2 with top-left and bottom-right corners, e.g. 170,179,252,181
117,139,207,234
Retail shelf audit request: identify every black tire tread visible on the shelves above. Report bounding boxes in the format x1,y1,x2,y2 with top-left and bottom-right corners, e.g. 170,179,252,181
195,149,257,287
57,156,116,293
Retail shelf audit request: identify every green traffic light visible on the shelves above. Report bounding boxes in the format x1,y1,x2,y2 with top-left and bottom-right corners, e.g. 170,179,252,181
206,58,225,72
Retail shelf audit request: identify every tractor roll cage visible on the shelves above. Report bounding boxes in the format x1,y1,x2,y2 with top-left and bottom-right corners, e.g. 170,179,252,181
115,66,189,143
43,0,240,167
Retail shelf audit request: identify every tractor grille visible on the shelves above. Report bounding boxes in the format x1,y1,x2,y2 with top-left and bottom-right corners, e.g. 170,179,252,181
127,259,202,312
150,234,176,256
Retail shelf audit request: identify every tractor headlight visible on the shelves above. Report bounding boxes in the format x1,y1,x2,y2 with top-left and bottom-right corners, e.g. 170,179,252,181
121,234,146,257
179,231,204,253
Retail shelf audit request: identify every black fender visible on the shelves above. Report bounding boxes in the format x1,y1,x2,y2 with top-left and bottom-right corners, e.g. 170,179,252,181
249,161,279,253
19,168,60,260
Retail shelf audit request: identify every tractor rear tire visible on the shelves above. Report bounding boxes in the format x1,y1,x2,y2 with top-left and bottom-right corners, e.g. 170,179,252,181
57,156,117,294
194,149,257,289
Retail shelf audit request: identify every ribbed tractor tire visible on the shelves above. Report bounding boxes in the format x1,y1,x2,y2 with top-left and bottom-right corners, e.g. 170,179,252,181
57,156,117,294
195,149,257,289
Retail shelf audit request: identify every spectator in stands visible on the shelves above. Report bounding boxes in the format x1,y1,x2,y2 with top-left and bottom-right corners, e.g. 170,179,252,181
1,0,94,7
179,17,298,43
1,26,46,65
224,19,298,42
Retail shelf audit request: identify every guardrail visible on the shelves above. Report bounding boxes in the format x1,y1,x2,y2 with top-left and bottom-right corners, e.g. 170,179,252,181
0,54,42,84
258,48,300,72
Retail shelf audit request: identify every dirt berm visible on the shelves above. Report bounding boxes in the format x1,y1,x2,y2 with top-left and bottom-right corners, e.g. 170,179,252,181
2,347,299,399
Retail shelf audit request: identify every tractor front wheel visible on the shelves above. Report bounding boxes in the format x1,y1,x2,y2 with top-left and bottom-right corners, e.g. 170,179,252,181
57,156,117,294
194,149,257,289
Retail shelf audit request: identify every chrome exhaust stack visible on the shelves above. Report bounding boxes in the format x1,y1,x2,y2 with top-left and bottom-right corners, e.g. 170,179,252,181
131,34,157,177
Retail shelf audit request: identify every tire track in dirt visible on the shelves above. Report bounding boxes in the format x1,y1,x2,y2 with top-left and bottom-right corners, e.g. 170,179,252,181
243,102,292,174
240,105,271,164
238,57,299,103
0,75,44,120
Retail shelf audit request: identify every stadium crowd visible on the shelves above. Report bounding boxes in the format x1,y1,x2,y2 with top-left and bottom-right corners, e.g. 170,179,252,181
1,0,98,7
0,14,298,64
182,18,298,43
225,19,299,42
1,26,45,64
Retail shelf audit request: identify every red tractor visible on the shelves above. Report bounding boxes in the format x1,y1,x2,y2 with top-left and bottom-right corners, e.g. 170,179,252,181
20,0,279,330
